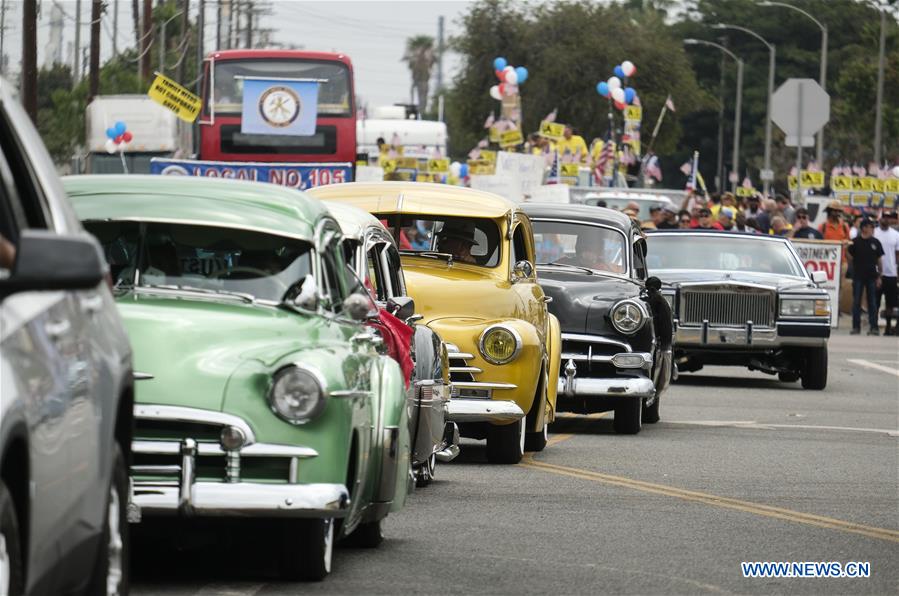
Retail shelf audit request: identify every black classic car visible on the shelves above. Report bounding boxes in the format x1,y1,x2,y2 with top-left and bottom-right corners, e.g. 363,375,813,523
644,230,831,389
522,203,673,434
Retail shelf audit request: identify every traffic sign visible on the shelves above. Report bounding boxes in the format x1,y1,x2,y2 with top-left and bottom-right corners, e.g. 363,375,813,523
771,78,830,147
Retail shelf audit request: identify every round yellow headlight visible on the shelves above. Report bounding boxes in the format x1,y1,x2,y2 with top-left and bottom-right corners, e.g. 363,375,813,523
479,326,521,364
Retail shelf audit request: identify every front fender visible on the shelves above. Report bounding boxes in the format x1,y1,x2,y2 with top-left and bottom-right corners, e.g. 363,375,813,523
545,313,562,423
370,356,411,513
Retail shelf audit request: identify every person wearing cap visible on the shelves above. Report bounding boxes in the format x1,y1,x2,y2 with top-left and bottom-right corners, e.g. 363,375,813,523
717,207,735,231
775,194,796,224
691,207,723,230
436,220,479,264
657,204,679,229
848,219,885,335
647,204,665,228
874,210,899,335
790,208,823,239
818,200,851,242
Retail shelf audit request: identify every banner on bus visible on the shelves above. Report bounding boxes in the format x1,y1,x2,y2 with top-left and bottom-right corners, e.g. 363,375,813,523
240,77,320,136
150,158,352,190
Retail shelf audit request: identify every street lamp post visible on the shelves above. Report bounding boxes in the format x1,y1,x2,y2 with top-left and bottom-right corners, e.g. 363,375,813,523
713,23,775,198
684,39,744,194
758,1,827,167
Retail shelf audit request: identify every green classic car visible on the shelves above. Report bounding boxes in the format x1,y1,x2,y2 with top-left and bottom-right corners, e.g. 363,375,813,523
63,175,412,581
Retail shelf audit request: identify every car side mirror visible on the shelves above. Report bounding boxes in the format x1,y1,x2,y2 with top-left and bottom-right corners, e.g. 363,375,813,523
0,230,105,298
344,291,379,322
386,295,415,320
645,276,662,293
811,270,827,284
512,259,534,281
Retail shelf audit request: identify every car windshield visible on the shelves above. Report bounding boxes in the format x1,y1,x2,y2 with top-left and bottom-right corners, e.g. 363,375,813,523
532,220,627,274
83,221,314,302
375,214,501,268
212,59,352,116
646,235,805,276
585,197,669,220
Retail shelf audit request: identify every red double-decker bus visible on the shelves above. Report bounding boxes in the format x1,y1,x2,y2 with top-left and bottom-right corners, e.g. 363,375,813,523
199,49,356,170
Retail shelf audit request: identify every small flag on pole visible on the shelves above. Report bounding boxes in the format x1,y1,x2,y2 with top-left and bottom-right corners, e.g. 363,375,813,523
547,151,561,184
645,154,662,182
664,95,676,112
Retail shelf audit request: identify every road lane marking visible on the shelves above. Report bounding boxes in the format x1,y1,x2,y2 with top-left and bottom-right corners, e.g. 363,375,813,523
847,358,899,378
546,412,607,447
520,457,899,544
194,584,264,596
664,420,899,437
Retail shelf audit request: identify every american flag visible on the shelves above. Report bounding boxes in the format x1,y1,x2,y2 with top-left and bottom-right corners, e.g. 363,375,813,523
684,152,699,191
665,95,676,112
680,161,692,176
546,151,561,184
483,112,495,129
620,144,637,166
593,140,614,184
543,108,558,123
645,154,662,182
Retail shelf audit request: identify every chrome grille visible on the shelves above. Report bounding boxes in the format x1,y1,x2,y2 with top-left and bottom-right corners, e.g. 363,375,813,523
560,334,630,378
681,288,775,327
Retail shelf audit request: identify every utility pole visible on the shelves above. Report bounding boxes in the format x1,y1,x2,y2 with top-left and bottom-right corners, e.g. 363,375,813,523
0,0,7,77
716,41,726,192
89,0,101,102
216,0,222,50
132,0,140,49
112,0,118,57
873,6,886,165
175,0,190,83
196,0,204,95
140,0,152,85
22,0,36,121
74,0,82,81
436,15,444,93
245,1,253,49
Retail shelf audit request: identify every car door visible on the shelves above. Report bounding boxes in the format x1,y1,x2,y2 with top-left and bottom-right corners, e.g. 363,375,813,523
633,234,670,393
510,215,547,342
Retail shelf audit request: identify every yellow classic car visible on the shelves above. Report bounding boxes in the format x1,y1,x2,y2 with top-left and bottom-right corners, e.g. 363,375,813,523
308,182,562,464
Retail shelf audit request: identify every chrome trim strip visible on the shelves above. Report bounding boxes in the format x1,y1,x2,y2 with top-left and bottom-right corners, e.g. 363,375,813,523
452,381,517,390
447,352,475,360
135,405,256,444
132,439,318,459
330,389,371,399
449,366,483,374
131,465,180,475
445,399,525,423
561,333,632,352
133,372,154,381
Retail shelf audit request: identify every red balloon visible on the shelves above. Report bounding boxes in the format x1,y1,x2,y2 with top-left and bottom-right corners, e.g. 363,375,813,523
114,134,123,144
495,69,504,80
614,101,626,111
122,131,133,142
498,83,506,95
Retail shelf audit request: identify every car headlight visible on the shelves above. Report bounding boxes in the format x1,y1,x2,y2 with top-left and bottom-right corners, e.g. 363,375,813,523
478,325,522,365
780,298,831,317
268,365,327,424
610,299,647,334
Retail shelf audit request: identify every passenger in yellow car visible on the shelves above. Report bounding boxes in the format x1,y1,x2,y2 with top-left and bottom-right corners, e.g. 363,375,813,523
436,221,478,264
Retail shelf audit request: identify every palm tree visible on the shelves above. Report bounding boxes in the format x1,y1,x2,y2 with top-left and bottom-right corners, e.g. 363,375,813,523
402,35,436,114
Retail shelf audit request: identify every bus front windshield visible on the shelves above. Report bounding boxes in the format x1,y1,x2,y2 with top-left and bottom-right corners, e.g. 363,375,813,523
212,59,352,116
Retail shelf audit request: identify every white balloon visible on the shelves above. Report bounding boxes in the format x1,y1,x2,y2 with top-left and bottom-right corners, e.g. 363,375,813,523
611,87,626,103
504,69,518,85
489,85,502,100
450,161,462,177
607,76,622,90
893,165,899,178
504,65,514,72
105,139,117,154
621,60,636,77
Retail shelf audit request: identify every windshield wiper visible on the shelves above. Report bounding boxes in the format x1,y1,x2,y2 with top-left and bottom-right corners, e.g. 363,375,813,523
400,250,454,265
138,284,256,304
538,261,595,275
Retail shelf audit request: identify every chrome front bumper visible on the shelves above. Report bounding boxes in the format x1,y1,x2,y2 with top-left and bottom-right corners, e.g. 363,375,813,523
557,375,655,399
674,321,829,348
445,398,525,423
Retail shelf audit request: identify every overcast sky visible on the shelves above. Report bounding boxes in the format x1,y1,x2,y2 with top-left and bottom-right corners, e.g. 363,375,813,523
9,0,474,109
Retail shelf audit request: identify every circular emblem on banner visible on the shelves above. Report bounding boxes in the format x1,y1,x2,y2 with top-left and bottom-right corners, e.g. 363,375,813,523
258,86,301,127
160,164,189,176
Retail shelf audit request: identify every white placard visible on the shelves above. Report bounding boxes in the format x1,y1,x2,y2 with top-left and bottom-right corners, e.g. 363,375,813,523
354,165,385,182
791,239,842,327
495,152,545,198
469,174,522,202
525,184,570,204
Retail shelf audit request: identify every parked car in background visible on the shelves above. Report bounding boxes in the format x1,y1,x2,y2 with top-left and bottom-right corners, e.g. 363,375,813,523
0,80,134,596
325,201,459,486
65,175,413,581
645,230,830,389
309,182,562,464
523,203,673,434
578,191,677,221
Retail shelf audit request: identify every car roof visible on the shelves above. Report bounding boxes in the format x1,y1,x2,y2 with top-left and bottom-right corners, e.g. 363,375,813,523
584,192,673,203
522,202,634,230
323,200,386,241
646,229,792,243
307,181,517,219
63,175,329,242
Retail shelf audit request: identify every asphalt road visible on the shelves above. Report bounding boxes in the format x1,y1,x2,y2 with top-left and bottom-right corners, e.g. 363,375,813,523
132,329,898,595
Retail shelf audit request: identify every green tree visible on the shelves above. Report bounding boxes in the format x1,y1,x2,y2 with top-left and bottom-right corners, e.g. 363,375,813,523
403,35,437,114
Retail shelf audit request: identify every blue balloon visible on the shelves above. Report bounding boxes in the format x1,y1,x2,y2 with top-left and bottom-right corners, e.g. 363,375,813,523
459,163,469,178
597,81,610,97
106,127,117,140
624,87,636,104
114,121,127,136
493,57,508,71
515,66,528,84
614,65,626,79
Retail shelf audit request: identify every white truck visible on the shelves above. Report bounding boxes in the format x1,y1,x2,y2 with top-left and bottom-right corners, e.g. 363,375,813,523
85,95,191,174
357,105,448,161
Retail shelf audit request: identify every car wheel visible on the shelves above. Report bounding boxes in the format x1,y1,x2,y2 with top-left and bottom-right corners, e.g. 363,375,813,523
525,371,549,452
87,443,129,596
525,418,548,452
613,399,643,434
280,518,333,581
801,347,828,390
345,519,384,548
778,371,800,383
486,417,525,464
0,480,23,596
415,453,436,488
641,394,660,424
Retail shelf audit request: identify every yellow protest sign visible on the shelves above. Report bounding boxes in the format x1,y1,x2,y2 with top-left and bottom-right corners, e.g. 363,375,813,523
736,187,756,198
147,72,202,122
624,106,642,121
396,157,419,170
381,159,397,174
850,193,870,207
479,150,497,164
835,192,852,206
499,129,524,148
853,177,874,191
467,160,495,175
831,175,852,191
427,158,449,173
885,179,899,193
788,171,825,190
871,178,885,193
884,194,896,209
488,125,502,143
539,121,565,141
416,173,434,183
561,163,580,178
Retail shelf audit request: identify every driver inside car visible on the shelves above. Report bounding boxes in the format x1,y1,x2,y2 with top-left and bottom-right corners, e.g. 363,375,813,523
436,221,479,264
571,233,624,273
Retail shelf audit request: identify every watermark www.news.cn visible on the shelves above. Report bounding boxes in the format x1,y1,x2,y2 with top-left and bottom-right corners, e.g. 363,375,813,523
742,561,871,578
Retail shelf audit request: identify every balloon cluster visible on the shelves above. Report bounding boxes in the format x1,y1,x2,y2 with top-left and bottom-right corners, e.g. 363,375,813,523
489,57,529,101
104,121,133,154
596,60,637,111
449,161,469,179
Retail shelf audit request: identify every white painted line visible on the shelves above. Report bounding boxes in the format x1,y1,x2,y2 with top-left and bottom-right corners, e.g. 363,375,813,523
194,584,265,596
666,420,899,437
847,358,899,378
